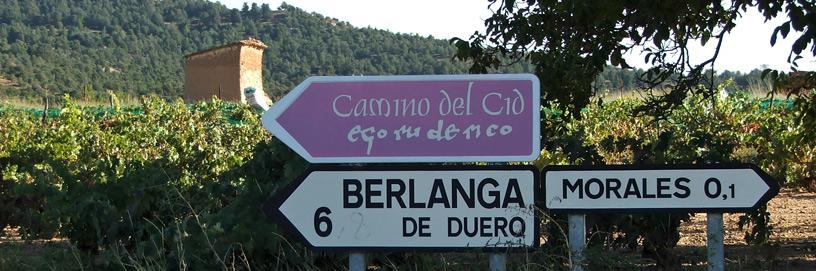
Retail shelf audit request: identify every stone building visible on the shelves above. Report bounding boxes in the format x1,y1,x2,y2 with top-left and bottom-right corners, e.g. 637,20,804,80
183,38,268,103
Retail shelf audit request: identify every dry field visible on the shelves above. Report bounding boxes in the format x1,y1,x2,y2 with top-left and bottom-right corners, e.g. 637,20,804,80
673,189,816,270
0,190,813,270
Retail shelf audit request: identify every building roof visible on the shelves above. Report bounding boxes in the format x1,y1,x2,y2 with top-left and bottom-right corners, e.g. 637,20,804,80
184,38,268,59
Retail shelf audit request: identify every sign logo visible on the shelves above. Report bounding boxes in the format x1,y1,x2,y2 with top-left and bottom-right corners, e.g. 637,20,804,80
264,165,540,251
262,74,540,163
542,164,779,213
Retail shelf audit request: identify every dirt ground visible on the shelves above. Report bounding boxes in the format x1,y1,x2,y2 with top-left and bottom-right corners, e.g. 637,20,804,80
673,188,816,270
1,189,813,270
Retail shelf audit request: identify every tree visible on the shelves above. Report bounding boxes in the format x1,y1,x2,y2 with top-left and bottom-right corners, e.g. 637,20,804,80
241,3,249,14
229,8,242,23
0,0,485,100
249,3,260,19
452,1,816,268
452,0,816,118
261,3,273,21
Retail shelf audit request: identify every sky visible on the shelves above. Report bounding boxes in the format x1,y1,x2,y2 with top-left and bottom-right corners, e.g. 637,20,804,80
215,0,815,73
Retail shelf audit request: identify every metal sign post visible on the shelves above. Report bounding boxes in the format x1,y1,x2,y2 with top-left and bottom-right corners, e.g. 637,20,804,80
489,253,507,271
349,252,365,271
568,214,586,271
260,74,544,270
542,164,779,271
707,213,724,271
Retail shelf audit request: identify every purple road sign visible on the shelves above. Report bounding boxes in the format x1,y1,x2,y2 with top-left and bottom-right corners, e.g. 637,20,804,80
261,74,540,163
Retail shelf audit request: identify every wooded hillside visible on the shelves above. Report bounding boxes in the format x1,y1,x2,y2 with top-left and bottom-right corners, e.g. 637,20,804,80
0,0,767,102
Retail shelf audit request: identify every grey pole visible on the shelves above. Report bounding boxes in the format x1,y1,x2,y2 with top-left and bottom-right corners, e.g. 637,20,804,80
349,252,365,271
489,253,507,271
707,213,724,271
568,214,586,271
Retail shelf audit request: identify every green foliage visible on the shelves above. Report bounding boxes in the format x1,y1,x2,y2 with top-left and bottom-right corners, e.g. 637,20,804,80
0,242,87,270
0,88,811,269
0,96,345,269
453,0,816,117
0,0,502,101
533,85,810,268
0,0,775,105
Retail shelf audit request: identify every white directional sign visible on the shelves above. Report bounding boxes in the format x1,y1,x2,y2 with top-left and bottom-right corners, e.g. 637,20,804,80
543,164,779,213
264,165,539,251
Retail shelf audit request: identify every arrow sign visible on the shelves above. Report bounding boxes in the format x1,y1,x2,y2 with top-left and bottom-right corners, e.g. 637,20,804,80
265,165,539,251
261,74,540,163
542,164,779,213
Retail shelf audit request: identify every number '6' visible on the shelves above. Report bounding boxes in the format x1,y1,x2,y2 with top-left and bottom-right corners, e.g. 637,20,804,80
314,207,332,237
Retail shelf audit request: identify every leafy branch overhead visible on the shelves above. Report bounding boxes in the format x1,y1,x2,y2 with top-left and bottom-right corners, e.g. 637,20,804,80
452,0,816,118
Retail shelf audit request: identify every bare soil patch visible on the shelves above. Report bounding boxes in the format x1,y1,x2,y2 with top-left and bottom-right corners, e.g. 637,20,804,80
0,76,14,87
674,189,816,270
0,75,23,90
0,190,812,269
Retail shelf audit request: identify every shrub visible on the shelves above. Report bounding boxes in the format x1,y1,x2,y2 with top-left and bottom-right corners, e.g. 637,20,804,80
0,88,808,269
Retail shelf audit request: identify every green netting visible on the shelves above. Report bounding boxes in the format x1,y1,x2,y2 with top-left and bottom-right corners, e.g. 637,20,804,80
0,103,248,124
0,98,793,124
759,99,794,109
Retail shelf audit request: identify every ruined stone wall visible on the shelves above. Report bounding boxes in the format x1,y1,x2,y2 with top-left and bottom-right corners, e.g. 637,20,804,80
238,46,265,101
184,39,267,103
184,46,242,102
